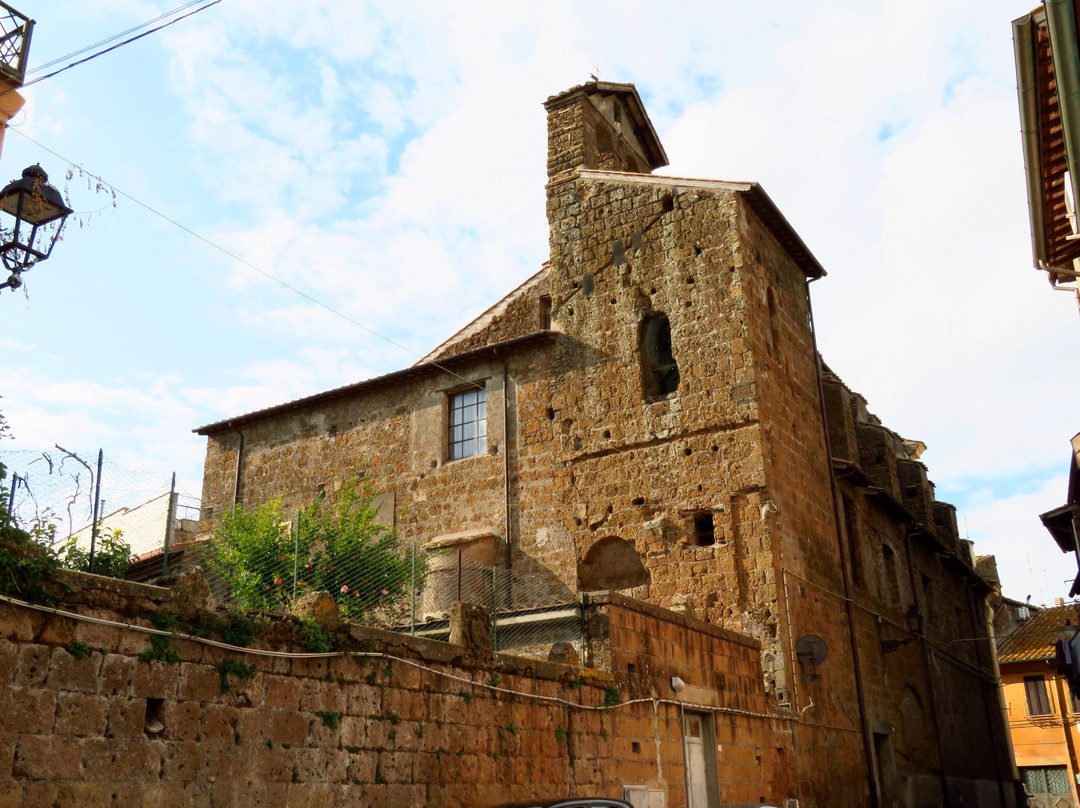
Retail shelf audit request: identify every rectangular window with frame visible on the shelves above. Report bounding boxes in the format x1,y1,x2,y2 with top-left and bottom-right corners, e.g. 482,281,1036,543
1022,765,1071,796
448,386,487,461
1024,675,1053,716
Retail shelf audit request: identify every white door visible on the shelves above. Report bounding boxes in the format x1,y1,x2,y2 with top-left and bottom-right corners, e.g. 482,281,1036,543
684,712,708,808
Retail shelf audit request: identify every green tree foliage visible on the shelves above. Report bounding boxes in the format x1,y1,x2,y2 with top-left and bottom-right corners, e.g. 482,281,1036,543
0,429,62,602
209,472,424,621
206,496,295,611
59,528,136,579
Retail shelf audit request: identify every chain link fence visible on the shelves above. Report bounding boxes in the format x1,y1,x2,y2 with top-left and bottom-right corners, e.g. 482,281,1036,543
1,446,200,568
2,447,582,658
201,508,584,660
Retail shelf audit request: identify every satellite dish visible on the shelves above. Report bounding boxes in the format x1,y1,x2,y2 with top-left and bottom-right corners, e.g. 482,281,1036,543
796,635,828,667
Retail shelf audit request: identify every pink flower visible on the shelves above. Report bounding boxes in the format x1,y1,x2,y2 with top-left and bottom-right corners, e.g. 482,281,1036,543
340,585,349,594
381,589,389,595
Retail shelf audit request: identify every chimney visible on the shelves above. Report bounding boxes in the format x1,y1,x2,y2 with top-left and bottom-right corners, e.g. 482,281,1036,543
543,81,668,181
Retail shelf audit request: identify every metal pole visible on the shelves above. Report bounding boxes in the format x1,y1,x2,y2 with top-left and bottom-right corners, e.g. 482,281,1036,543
491,566,498,652
5,473,17,523
162,472,177,577
410,545,417,635
88,449,103,573
292,508,301,601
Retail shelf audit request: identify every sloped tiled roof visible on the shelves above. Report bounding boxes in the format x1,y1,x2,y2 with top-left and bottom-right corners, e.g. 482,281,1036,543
998,603,1080,663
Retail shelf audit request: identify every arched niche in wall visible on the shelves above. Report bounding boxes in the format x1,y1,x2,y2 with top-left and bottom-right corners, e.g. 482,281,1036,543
578,536,650,592
899,685,928,761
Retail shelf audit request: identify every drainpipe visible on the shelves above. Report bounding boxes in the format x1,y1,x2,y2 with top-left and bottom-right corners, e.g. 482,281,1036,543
501,356,513,607
805,276,880,808
229,422,245,508
965,581,1017,808
1054,673,1080,808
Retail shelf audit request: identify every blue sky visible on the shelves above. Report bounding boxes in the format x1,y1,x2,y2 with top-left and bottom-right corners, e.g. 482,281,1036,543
1,0,1076,605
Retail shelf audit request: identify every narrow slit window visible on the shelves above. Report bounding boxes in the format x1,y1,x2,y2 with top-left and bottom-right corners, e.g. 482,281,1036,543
641,313,680,397
448,386,487,460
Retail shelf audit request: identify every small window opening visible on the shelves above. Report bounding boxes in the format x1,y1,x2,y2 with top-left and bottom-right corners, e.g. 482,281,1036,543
632,497,645,506
631,231,643,251
546,406,555,420
582,273,594,297
632,741,641,753
144,698,165,735
661,193,675,213
539,295,552,330
627,662,636,674
641,313,680,397
691,512,715,547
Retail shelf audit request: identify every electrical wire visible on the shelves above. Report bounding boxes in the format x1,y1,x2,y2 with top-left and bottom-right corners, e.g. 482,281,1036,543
0,0,223,99
3,124,489,393
0,590,782,720
26,0,214,76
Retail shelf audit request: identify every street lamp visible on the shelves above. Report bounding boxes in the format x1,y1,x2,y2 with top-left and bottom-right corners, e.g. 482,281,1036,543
0,164,72,292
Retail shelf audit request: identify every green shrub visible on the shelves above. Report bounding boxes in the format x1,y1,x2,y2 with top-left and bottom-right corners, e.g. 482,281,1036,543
59,528,135,579
207,471,426,621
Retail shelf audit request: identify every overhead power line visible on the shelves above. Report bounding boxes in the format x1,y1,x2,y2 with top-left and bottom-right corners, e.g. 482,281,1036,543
2,125,485,392
27,0,214,76
0,0,223,99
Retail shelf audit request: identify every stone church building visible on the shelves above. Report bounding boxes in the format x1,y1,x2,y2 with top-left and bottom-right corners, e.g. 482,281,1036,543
196,82,1020,807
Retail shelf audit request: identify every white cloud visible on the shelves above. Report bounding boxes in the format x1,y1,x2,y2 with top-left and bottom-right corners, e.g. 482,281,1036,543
961,474,1074,607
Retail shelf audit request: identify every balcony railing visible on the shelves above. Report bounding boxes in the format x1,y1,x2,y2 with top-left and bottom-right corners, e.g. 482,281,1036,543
0,3,32,85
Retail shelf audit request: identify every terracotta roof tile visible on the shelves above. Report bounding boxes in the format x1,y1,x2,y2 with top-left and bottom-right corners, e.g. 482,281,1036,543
998,603,1080,662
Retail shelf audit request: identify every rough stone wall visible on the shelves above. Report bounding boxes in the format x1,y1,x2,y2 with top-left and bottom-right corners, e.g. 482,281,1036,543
538,167,781,660
200,354,514,544
423,269,551,363
0,575,790,808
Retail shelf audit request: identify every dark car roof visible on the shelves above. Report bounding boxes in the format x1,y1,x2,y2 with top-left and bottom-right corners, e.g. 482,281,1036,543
483,800,632,808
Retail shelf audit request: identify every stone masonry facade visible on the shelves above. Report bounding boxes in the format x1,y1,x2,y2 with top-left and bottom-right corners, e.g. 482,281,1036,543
193,81,1021,807
0,572,789,807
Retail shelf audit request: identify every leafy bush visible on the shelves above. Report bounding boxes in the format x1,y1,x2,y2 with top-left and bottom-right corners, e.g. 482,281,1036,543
1,464,62,603
206,497,295,611
208,472,426,622
59,528,135,579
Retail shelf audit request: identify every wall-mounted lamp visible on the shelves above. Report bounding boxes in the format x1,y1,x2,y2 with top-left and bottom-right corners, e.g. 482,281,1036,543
881,605,924,654
670,676,686,693
0,165,73,293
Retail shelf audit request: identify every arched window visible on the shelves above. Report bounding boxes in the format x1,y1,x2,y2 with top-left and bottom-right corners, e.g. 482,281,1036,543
641,313,680,398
